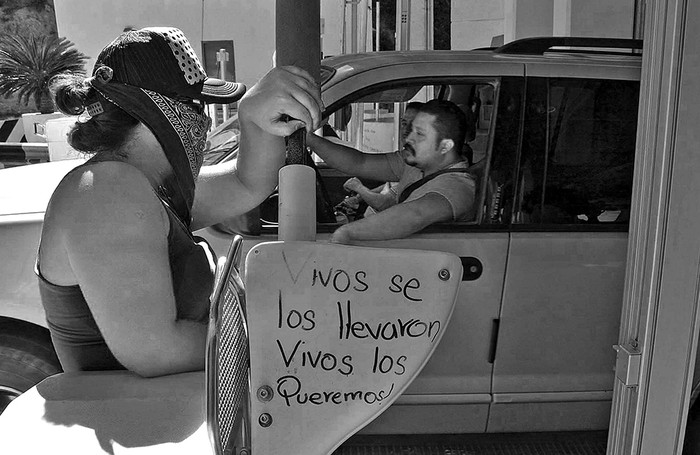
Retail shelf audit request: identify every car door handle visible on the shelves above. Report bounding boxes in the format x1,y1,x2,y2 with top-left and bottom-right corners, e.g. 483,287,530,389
460,257,483,281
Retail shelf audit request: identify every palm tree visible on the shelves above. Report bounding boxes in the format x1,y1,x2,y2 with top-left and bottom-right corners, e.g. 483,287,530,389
0,33,88,114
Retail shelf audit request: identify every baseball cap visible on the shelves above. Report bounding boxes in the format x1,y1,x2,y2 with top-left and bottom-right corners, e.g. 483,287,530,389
93,27,245,103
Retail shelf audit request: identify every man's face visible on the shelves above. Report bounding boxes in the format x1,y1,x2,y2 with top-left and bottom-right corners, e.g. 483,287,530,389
403,112,442,170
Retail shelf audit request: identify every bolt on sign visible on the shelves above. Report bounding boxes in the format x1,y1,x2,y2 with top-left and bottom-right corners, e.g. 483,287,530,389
245,242,461,455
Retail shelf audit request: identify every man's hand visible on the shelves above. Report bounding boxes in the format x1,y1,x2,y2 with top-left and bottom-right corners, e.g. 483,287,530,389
343,177,367,194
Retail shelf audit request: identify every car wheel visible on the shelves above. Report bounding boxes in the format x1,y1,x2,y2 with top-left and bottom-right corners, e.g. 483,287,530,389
0,320,62,414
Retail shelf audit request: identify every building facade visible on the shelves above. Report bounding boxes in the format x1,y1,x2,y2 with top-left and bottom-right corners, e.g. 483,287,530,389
54,0,637,86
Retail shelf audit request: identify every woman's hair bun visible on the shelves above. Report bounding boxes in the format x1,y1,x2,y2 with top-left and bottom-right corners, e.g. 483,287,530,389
50,74,92,116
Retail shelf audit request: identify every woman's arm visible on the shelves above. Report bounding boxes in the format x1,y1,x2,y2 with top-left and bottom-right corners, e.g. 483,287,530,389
58,162,207,377
191,66,323,230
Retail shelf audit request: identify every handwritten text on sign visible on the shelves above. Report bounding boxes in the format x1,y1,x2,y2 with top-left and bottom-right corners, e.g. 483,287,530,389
246,242,460,454
275,266,442,406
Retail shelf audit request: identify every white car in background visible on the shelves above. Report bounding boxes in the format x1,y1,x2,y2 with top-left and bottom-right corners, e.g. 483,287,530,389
3,37,681,441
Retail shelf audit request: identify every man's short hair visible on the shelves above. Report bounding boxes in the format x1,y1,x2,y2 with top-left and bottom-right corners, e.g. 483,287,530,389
419,99,468,157
406,101,424,112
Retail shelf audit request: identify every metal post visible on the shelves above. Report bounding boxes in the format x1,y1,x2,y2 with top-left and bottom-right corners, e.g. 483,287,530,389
425,0,433,50
275,0,321,114
374,1,380,121
351,0,358,53
275,0,321,241
342,0,347,54
375,0,380,51
393,0,411,148
359,0,368,53
396,0,410,51
216,48,230,122
633,0,645,39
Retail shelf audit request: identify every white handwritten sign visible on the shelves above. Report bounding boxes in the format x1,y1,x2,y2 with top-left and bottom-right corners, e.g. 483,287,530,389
245,242,461,455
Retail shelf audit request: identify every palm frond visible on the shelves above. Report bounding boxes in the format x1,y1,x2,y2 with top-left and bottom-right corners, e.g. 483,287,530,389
0,33,88,112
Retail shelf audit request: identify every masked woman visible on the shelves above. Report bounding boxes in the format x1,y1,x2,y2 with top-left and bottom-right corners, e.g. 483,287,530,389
37,27,321,377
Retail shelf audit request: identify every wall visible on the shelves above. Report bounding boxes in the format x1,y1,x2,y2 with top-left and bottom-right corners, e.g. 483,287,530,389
54,0,351,86
321,0,344,57
451,0,505,49
451,0,636,51
570,0,634,38
54,0,278,87
54,0,203,78
511,0,554,40
200,0,276,85
53,0,637,86
408,0,428,50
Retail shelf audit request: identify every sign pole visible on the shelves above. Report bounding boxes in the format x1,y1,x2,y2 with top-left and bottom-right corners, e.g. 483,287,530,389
275,0,321,241
216,48,230,122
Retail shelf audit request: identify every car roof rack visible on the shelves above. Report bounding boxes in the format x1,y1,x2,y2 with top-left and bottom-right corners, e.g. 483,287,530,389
494,36,643,55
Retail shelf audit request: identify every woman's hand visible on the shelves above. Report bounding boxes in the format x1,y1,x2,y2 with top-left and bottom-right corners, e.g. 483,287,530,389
238,66,323,137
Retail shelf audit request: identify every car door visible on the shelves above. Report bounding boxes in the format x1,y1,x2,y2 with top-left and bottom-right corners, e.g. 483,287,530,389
314,77,514,435
350,77,524,435
200,63,525,434
489,74,640,432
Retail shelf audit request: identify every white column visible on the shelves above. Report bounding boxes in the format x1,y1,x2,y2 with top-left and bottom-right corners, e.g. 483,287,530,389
396,0,411,50
503,0,517,43
607,0,700,453
552,0,572,36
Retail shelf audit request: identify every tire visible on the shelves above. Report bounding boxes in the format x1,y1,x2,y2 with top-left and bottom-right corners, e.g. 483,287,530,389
0,319,62,414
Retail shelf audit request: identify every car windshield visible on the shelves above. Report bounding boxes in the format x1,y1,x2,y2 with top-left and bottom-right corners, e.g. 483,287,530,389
203,113,240,166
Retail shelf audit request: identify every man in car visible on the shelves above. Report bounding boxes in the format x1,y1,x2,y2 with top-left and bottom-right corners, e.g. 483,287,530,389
307,99,475,243
335,101,424,219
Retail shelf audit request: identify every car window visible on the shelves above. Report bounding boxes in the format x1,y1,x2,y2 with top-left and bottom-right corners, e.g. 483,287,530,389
321,79,504,227
514,77,639,226
325,84,431,155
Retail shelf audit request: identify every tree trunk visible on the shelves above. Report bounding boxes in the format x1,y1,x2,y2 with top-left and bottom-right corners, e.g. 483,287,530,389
36,89,55,114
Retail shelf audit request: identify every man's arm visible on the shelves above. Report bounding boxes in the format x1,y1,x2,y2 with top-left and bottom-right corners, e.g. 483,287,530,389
330,193,453,243
356,186,396,212
307,133,401,182
344,178,396,212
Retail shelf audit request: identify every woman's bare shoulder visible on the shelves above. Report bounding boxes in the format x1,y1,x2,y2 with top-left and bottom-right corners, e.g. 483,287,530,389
48,161,169,238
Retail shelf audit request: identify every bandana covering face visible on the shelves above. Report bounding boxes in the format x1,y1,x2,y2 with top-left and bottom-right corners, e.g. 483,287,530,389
89,81,205,226
143,90,212,179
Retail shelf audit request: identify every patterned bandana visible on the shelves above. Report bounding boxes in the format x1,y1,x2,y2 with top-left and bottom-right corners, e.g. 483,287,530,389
143,90,212,179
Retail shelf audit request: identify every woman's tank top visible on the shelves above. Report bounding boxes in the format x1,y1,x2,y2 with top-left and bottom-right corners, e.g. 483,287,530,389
36,196,215,372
